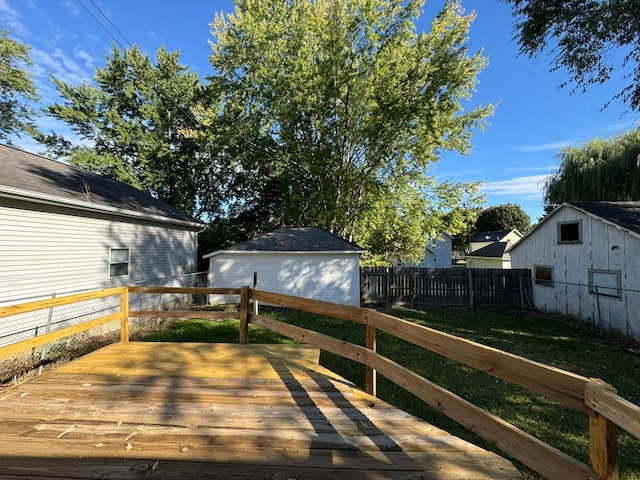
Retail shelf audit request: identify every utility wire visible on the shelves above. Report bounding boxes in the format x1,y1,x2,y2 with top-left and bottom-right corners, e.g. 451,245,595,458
76,0,127,51
88,0,134,48
74,0,201,127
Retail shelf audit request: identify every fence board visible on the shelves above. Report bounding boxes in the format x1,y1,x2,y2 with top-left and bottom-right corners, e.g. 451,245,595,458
361,267,532,308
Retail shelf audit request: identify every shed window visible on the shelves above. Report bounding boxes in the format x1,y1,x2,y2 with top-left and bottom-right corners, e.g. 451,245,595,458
535,265,554,287
109,248,130,278
589,269,621,298
557,220,582,244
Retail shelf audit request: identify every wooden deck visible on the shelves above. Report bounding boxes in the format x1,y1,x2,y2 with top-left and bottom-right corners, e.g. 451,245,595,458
0,342,523,479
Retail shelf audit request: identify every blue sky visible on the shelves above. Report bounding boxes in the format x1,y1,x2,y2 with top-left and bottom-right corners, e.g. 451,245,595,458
2,0,639,223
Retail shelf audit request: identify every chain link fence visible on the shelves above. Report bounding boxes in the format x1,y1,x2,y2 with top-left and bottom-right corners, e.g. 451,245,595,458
0,272,208,388
529,277,640,343
127,271,209,331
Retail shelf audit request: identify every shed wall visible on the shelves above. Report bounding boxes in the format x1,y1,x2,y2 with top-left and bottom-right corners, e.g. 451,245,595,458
208,252,361,306
511,206,640,340
0,201,198,304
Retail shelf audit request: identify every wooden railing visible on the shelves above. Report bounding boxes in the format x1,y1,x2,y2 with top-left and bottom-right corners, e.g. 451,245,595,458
2,286,639,480
0,287,129,359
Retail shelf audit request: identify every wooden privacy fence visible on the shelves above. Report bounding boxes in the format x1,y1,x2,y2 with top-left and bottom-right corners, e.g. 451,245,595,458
1,286,639,480
361,267,533,308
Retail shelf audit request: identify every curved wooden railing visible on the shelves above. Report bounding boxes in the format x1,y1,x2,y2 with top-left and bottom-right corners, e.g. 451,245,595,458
2,286,639,480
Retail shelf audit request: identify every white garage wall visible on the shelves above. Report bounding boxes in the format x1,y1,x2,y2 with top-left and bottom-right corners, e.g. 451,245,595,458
208,252,361,306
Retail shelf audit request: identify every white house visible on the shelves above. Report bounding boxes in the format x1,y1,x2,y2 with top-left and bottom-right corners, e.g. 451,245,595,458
409,233,453,268
509,201,640,341
466,229,523,269
205,227,363,305
0,144,204,305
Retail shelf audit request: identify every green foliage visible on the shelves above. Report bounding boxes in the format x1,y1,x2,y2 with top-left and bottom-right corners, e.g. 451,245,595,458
474,203,531,235
39,45,216,218
544,128,640,205
0,26,39,143
206,0,492,258
141,318,295,344
505,0,640,111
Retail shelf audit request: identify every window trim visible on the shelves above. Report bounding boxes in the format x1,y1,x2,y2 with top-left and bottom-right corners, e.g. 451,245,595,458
557,220,582,244
588,269,621,298
109,247,130,278
534,264,554,287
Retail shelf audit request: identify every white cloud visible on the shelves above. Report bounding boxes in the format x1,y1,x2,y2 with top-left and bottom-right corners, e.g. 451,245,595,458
502,165,557,174
481,174,551,197
516,140,575,153
0,0,27,36
74,48,95,68
31,47,93,86
62,0,81,18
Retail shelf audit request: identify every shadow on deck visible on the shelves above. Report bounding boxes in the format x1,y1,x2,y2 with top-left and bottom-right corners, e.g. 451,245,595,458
0,342,522,479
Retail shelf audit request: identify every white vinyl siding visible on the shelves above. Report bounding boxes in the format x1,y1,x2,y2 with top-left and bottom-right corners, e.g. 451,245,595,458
0,204,198,304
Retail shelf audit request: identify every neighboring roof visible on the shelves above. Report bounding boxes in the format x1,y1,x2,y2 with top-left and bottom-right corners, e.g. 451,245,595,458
0,144,203,228
204,227,363,258
466,242,508,258
509,201,640,253
471,229,518,243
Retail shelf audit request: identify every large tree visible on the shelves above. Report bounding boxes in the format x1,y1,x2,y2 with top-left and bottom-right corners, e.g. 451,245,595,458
206,0,492,260
40,45,218,218
544,128,640,205
474,203,531,235
504,0,640,111
0,26,39,143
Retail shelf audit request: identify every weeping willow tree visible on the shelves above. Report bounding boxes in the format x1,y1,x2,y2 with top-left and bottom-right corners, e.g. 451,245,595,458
544,128,640,206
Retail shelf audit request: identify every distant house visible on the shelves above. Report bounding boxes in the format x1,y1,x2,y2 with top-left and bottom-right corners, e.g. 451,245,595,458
0,144,204,305
466,229,523,269
205,227,363,305
509,201,640,341
406,233,452,268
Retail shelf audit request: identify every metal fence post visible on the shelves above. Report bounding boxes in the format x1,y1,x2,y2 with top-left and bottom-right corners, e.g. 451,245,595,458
37,292,56,375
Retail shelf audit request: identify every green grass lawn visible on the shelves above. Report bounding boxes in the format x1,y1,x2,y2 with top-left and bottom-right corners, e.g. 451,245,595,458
139,307,640,480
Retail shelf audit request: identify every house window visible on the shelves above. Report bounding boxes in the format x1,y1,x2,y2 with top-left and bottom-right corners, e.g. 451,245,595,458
109,248,130,278
589,269,621,298
535,265,554,287
557,220,582,244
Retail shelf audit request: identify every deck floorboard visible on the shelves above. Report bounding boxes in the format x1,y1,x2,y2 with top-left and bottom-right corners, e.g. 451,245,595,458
0,342,523,479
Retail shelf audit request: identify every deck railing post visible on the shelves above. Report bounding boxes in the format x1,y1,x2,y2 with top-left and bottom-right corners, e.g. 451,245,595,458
121,287,129,342
365,317,377,397
589,378,618,480
239,286,250,344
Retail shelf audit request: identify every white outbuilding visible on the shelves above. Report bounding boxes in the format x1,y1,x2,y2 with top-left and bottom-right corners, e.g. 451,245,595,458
205,227,363,306
509,201,640,341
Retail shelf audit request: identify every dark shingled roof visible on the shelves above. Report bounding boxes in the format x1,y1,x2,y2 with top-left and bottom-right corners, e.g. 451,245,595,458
0,144,200,225
471,229,514,243
568,201,640,236
466,242,508,258
225,227,363,252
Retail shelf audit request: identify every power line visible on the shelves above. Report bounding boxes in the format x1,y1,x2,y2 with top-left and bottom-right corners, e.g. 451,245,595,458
74,0,201,127
88,0,133,48
75,0,127,51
